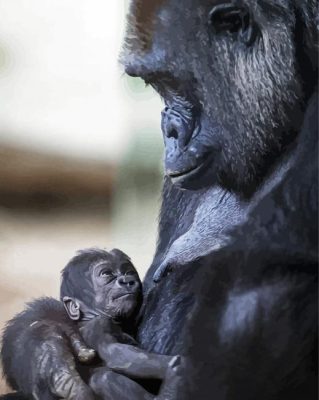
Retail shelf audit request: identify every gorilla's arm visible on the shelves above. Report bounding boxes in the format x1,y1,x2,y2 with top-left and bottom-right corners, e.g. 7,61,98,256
156,248,317,400
79,316,179,380
96,342,178,380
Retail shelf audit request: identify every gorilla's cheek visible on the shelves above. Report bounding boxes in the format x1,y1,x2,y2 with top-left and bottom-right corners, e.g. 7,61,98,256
161,106,221,190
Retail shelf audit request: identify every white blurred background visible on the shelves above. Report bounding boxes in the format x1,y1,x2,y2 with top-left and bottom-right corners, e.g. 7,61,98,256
0,1,164,394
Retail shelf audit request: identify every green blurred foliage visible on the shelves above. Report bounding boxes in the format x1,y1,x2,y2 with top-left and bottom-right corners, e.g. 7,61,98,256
124,75,158,100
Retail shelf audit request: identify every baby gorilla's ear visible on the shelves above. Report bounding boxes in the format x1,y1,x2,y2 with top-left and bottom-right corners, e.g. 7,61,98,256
63,297,81,321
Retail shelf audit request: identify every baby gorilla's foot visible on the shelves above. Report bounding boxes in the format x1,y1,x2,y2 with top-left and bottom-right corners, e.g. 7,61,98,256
69,333,96,364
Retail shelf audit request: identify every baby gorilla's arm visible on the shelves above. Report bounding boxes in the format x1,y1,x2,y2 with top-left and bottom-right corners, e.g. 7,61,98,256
100,343,180,380
80,317,180,380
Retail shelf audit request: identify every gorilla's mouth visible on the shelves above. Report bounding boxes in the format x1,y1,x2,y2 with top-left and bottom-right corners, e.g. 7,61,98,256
114,293,136,300
167,152,213,184
168,162,202,181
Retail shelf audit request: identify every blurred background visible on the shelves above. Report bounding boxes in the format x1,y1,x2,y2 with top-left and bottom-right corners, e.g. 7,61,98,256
0,0,164,393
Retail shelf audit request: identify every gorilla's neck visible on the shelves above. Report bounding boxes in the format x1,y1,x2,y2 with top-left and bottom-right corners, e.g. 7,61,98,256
144,145,295,290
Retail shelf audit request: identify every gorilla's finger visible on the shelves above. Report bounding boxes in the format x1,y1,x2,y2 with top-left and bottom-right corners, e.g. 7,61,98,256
68,332,96,364
156,356,186,400
153,262,172,282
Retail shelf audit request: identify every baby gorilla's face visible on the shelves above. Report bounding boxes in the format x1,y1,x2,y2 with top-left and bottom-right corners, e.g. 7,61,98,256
91,249,142,320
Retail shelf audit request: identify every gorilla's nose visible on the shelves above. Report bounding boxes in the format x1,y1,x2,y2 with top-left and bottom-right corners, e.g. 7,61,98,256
124,51,167,80
117,276,138,289
161,107,195,148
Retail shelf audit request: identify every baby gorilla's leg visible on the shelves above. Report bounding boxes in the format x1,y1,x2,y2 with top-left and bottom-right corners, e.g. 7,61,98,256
89,368,154,400
32,335,95,400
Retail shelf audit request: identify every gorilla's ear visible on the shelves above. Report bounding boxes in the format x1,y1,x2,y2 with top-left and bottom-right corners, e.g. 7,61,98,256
63,297,81,321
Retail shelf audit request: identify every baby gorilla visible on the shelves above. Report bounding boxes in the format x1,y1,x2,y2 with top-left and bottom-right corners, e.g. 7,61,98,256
60,248,179,399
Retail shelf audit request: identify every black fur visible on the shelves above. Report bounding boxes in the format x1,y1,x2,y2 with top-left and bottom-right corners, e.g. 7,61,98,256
1,298,68,393
1,0,318,398
137,92,318,398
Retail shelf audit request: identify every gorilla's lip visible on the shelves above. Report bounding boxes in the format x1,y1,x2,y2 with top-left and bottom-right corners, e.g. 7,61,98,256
168,163,200,178
168,154,212,183
114,293,136,300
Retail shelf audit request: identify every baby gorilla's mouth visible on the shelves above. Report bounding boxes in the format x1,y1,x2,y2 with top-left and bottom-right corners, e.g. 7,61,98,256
114,293,136,300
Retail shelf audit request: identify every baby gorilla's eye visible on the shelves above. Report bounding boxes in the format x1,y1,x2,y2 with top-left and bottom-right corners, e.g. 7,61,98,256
100,269,113,277
125,270,137,276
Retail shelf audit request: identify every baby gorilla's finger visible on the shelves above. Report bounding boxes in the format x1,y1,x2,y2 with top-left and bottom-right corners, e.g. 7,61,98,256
69,332,96,364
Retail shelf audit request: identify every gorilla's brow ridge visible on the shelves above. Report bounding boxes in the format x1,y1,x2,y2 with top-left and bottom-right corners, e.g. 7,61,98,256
131,0,165,49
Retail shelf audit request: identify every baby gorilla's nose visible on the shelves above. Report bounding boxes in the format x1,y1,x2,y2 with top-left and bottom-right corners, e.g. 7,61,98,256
116,275,138,290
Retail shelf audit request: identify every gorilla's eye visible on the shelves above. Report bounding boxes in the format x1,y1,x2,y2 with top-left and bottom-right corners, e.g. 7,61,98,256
100,269,113,277
125,270,136,276
209,4,256,45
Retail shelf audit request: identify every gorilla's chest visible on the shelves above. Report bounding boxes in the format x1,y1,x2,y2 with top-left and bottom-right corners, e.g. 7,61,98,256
163,187,249,266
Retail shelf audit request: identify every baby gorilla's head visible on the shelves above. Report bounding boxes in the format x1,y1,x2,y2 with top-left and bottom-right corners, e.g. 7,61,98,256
60,248,142,321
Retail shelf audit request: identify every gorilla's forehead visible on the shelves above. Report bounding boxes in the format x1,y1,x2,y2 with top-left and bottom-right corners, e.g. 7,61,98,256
128,0,289,38
131,0,165,23
128,0,165,50
127,0,244,50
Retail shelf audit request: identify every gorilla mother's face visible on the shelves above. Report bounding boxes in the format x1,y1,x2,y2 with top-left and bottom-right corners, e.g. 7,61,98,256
123,0,310,194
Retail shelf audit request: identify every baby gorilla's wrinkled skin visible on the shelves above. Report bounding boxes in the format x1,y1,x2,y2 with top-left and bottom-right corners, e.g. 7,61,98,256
61,248,143,325
0,249,179,400
60,248,179,400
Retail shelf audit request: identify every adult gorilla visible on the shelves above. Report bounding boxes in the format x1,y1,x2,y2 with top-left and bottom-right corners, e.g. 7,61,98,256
1,0,318,399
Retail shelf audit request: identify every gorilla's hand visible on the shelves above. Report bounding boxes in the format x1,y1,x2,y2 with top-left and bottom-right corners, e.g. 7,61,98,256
156,355,185,400
153,261,174,282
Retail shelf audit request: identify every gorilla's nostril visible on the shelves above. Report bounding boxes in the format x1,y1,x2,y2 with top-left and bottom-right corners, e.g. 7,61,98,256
162,106,196,148
117,276,137,287
168,128,179,139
